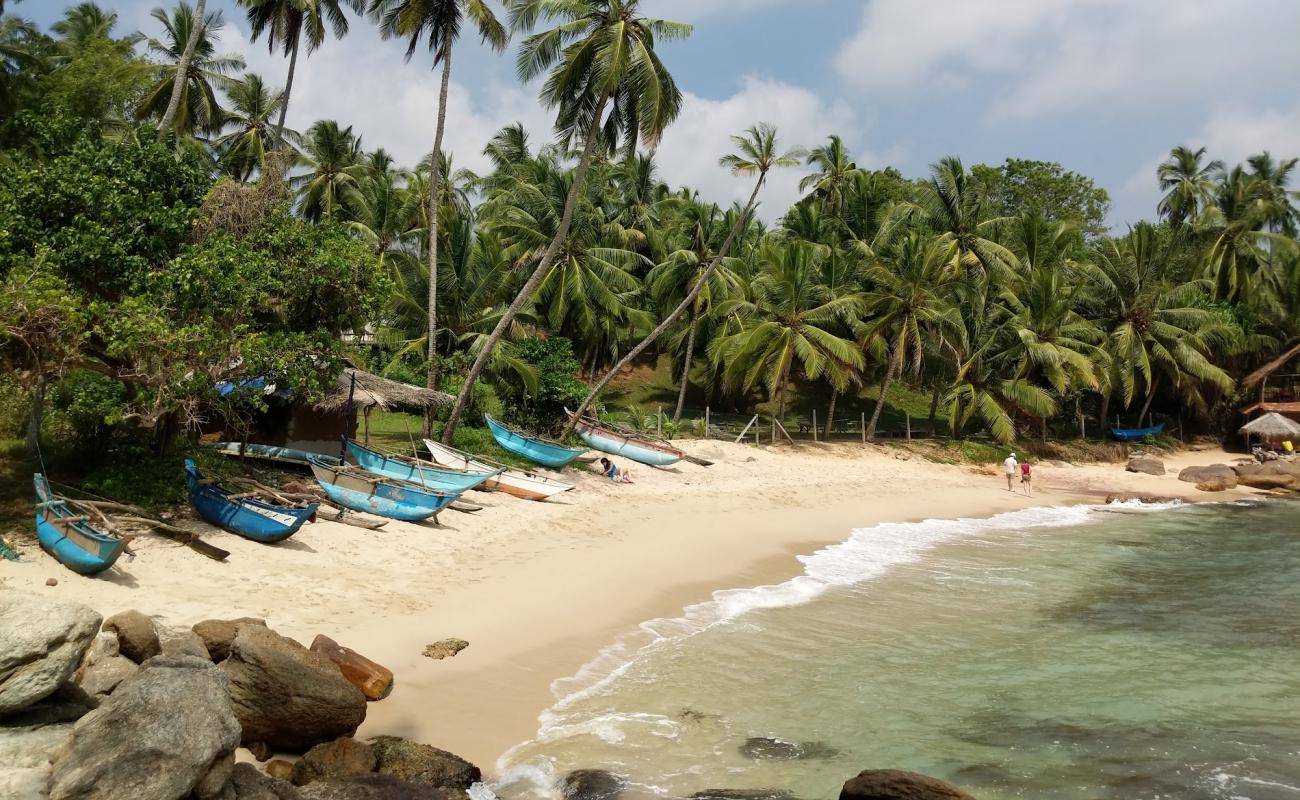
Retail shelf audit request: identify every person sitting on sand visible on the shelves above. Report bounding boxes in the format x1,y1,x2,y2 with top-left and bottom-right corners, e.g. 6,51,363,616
599,457,634,484
1020,461,1032,497
1004,452,1018,491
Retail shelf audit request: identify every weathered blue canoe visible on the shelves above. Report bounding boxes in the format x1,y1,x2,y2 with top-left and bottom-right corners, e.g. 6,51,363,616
566,410,685,467
344,439,498,494
185,460,316,544
203,442,319,467
34,475,127,576
308,457,457,522
485,416,587,469
1111,423,1165,441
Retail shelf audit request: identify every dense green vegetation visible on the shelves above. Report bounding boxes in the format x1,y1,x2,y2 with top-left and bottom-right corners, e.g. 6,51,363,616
1,0,1297,480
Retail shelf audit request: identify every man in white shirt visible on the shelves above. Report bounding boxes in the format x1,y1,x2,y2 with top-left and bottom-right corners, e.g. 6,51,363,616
1003,452,1018,491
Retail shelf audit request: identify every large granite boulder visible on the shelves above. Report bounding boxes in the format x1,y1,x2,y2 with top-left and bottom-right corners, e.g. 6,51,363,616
560,769,625,800
195,617,269,662
298,774,461,800
1177,464,1236,486
369,736,480,789
49,654,241,800
0,593,101,715
1234,461,1300,491
310,636,393,701
73,631,138,700
0,720,75,800
218,763,304,800
159,626,213,660
292,737,378,786
103,610,161,664
839,769,974,800
1125,456,1166,476
222,625,366,752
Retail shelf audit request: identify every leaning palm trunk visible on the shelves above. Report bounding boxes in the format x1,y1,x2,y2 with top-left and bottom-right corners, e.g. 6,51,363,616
927,384,941,434
156,0,206,142
671,309,699,423
562,174,766,438
1098,391,1110,434
441,96,611,444
1138,378,1159,428
423,48,453,437
273,35,299,151
865,342,902,440
825,389,838,439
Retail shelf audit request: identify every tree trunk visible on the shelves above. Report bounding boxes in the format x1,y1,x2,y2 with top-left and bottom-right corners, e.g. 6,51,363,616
442,95,611,444
25,378,45,453
156,0,206,142
826,389,838,439
865,342,902,440
561,170,767,438
672,309,699,423
422,49,453,437
1098,392,1109,438
1138,379,1159,428
273,34,299,151
927,383,941,434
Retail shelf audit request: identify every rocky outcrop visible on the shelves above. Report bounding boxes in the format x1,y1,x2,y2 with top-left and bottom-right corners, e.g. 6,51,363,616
219,763,303,800
739,737,839,761
103,610,161,664
73,632,138,700
310,636,393,701
49,654,241,800
0,720,75,800
839,769,975,800
369,736,480,789
298,774,460,800
1233,461,1300,491
1125,456,1165,476
160,626,213,660
291,737,377,786
1177,464,1236,486
0,593,101,715
222,625,367,752
195,617,268,663
560,769,625,800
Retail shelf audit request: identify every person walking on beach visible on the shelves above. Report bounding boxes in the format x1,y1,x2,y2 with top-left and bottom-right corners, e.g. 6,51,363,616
1020,460,1032,497
1004,452,1018,491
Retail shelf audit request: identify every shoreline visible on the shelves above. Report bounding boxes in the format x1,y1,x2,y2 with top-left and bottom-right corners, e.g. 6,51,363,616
0,442,1258,772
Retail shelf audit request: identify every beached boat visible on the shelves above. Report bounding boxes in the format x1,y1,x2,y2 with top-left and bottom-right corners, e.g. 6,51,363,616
203,441,319,467
484,416,587,468
184,460,317,544
344,439,498,494
1111,423,1165,441
565,410,685,467
33,475,128,575
308,457,457,522
423,439,575,501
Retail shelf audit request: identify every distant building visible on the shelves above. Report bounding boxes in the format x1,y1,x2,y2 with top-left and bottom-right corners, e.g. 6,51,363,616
1240,342,1300,424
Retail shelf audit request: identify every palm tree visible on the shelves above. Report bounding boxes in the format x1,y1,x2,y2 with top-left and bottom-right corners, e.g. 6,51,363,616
215,73,294,179
1157,145,1223,226
51,3,141,58
563,123,804,435
1199,166,1296,304
366,0,508,428
799,134,864,217
0,17,41,116
921,156,1017,279
1245,151,1299,235
294,119,367,222
346,149,415,256
442,0,691,443
139,1,244,139
240,0,362,148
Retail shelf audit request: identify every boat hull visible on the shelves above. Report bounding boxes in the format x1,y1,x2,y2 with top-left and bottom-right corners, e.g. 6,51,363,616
1111,424,1165,441
572,425,684,467
33,476,126,576
309,459,455,522
345,440,494,494
185,460,315,544
203,442,320,467
423,439,574,501
485,416,586,468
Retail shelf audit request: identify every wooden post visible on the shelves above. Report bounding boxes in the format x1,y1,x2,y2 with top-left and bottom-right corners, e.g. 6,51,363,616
861,412,866,444
734,414,759,444
771,417,775,444
812,409,818,442
363,407,372,445
705,407,710,438
657,407,662,438
906,413,911,442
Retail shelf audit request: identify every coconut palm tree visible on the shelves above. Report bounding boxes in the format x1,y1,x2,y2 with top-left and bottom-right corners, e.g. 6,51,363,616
367,0,508,427
1245,151,1299,236
1157,145,1223,227
442,0,691,443
799,134,864,217
921,156,1017,279
294,119,367,222
346,149,415,256
1199,165,1297,304
240,0,363,148
0,16,41,116
562,123,804,436
138,1,244,138
51,2,141,58
214,73,295,179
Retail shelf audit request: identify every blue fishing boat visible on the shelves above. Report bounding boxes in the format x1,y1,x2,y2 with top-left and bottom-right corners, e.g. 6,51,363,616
308,457,457,522
202,441,319,467
344,439,498,494
33,475,128,576
1111,423,1165,441
184,460,316,544
485,416,587,468
566,410,685,467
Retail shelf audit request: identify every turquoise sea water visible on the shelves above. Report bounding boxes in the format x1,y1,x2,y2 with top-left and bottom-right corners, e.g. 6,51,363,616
493,501,1300,800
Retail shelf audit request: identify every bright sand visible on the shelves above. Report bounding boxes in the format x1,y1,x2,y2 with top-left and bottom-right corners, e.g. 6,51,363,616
0,442,1261,771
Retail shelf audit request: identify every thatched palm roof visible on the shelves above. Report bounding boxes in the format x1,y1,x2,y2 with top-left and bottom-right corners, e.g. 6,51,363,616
1242,341,1300,388
1238,412,1300,440
316,368,453,413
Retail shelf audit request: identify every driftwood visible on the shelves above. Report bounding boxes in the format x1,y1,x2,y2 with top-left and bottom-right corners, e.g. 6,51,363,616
449,500,482,514
310,634,394,701
316,507,388,531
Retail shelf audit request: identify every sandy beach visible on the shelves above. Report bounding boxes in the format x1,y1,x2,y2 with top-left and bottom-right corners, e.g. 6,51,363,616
0,442,1262,771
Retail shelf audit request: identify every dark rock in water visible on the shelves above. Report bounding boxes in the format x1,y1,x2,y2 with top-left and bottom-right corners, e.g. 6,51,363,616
297,773,460,800
739,737,839,761
368,736,479,789
48,654,242,800
222,624,367,752
1178,464,1236,485
292,737,378,786
690,791,795,800
1125,456,1165,476
194,617,269,663
0,592,101,716
839,769,975,800
951,763,1014,787
222,762,304,799
103,609,162,664
560,769,626,800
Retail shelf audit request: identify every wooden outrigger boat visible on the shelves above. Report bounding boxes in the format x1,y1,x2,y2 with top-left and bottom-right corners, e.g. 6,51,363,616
185,460,317,544
423,439,574,502
308,457,457,523
34,475,128,575
1111,423,1165,442
565,409,686,467
202,441,318,467
344,439,498,494
484,416,587,469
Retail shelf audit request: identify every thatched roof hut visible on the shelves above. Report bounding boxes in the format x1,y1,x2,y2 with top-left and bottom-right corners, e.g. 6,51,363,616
1238,412,1300,441
316,368,453,413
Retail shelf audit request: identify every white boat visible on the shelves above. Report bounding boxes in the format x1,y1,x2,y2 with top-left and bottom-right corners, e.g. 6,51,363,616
423,439,574,502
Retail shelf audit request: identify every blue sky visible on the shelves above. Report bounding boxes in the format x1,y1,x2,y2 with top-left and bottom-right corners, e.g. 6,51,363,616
22,0,1300,225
